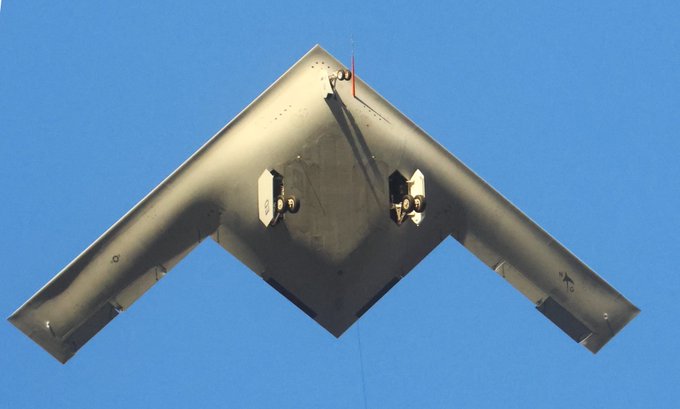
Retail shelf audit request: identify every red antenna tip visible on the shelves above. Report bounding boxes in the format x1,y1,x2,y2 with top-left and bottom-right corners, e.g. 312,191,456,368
351,53,356,97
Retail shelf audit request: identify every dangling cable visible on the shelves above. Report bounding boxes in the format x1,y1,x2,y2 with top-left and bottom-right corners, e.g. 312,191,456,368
357,322,369,409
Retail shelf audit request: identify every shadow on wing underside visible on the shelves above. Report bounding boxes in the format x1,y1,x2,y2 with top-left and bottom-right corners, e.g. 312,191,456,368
325,95,383,208
25,200,219,306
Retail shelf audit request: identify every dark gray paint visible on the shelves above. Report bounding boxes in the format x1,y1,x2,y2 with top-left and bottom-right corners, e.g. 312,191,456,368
9,45,638,363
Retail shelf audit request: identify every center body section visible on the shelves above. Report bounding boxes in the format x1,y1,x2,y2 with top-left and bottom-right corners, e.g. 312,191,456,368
210,47,447,336
264,122,410,335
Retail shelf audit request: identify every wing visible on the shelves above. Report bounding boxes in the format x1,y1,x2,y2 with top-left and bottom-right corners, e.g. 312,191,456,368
7,45,351,363
8,134,224,363
429,149,639,353
313,55,640,352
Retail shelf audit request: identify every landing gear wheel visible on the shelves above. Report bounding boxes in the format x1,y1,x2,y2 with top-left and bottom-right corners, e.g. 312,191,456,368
286,196,300,213
337,70,345,81
401,194,415,214
344,69,352,80
275,195,286,214
413,195,427,213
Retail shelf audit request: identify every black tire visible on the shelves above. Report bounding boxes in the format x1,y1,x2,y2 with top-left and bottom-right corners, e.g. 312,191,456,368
401,194,415,214
286,195,300,213
414,195,427,213
337,70,345,81
275,195,287,214
344,69,352,80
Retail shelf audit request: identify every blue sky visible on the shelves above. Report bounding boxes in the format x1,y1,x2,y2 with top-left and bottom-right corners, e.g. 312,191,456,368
1,1,678,408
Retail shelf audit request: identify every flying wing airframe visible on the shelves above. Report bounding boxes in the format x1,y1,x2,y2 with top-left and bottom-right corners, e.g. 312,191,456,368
9,45,639,363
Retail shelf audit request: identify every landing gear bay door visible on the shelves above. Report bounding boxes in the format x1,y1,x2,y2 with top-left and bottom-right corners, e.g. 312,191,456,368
410,170,426,226
258,169,275,226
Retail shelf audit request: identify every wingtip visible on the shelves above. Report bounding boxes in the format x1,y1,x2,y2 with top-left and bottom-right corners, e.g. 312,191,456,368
582,302,640,354
632,305,641,316
8,307,75,364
